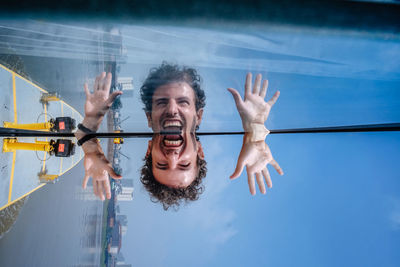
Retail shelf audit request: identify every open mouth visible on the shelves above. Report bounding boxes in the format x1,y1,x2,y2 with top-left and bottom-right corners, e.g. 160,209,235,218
163,134,183,147
163,120,183,131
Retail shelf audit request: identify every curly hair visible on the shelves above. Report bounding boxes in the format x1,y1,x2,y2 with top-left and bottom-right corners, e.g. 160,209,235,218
140,62,206,113
140,153,207,211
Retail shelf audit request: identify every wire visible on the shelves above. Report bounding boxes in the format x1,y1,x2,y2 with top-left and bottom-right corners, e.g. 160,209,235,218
1,122,399,138
36,112,54,123
35,150,51,162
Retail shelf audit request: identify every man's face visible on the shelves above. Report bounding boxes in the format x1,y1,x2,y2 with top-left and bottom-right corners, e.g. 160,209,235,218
147,133,204,188
146,82,203,133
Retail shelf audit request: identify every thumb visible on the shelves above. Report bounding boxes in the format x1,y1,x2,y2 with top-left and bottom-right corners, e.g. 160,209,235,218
230,160,245,180
227,88,243,109
82,173,90,189
107,166,122,179
106,91,122,106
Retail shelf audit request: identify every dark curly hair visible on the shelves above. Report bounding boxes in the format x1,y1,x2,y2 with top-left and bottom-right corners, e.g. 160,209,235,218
140,153,207,211
140,62,206,113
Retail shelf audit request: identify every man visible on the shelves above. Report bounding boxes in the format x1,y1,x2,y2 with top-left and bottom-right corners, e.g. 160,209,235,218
77,63,208,208
77,67,282,206
139,62,207,210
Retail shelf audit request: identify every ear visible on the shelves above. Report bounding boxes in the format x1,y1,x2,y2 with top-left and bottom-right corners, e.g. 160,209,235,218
145,112,152,128
197,140,204,160
196,108,204,126
146,140,152,157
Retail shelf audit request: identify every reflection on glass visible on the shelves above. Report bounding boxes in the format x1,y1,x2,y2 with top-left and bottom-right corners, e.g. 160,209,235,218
231,132,283,195
141,132,206,210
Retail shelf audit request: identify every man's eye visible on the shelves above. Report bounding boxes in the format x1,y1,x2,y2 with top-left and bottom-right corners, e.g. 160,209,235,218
179,100,189,105
156,101,167,106
156,162,168,169
180,162,190,168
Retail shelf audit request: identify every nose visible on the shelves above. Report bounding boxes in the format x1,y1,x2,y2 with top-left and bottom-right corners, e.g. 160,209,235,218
166,100,178,116
166,150,179,168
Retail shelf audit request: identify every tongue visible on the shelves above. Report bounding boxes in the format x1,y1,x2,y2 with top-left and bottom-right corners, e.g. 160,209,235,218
165,135,181,140
164,126,181,131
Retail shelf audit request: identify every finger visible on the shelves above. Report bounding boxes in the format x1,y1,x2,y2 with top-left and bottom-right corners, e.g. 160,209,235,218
103,180,111,200
247,167,256,195
94,74,100,91
270,159,284,175
256,172,266,194
245,73,252,98
227,88,244,110
97,181,105,201
253,74,262,95
82,173,90,189
84,83,90,98
107,165,122,179
267,91,280,107
104,72,112,91
106,91,123,107
230,159,245,179
92,179,99,197
260,79,268,98
99,72,106,91
262,168,273,188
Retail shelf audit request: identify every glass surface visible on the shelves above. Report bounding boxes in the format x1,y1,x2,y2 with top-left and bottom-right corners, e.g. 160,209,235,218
0,17,399,267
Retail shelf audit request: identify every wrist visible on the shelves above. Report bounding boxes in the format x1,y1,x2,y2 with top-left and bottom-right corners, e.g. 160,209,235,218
82,116,102,132
81,138,101,154
245,123,269,142
243,121,263,132
74,120,100,147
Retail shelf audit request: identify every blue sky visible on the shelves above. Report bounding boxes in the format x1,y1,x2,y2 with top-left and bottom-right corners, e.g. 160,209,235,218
114,24,400,266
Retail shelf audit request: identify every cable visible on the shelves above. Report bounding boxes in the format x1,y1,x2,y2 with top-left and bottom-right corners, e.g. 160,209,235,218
35,150,51,162
1,122,399,138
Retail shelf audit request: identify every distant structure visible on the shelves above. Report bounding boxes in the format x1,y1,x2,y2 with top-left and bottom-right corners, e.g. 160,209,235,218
116,179,134,201
117,214,127,225
117,215,128,236
117,77,133,97
107,221,122,255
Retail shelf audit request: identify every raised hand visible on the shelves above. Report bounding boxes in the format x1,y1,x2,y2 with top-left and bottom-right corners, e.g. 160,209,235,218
76,72,123,201
83,72,122,131
230,134,283,195
228,73,279,132
82,139,122,200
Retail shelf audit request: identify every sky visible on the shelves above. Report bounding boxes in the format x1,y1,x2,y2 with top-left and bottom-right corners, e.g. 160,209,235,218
114,24,400,267
0,21,399,267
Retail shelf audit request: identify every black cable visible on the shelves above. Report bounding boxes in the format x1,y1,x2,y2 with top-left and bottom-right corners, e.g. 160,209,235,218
1,123,399,138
